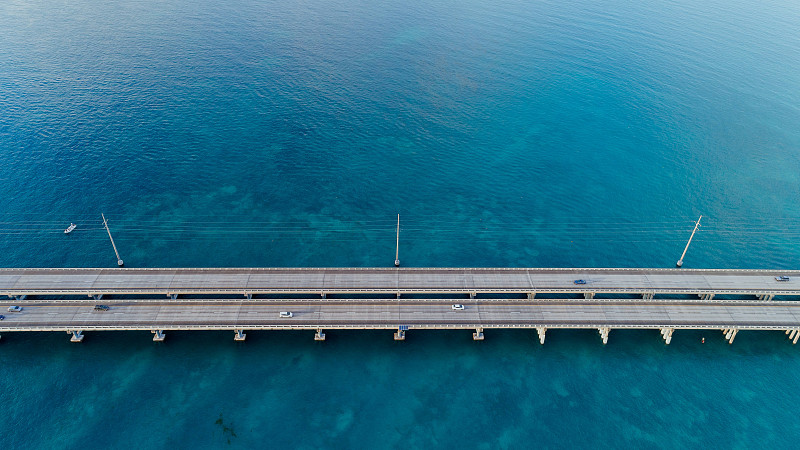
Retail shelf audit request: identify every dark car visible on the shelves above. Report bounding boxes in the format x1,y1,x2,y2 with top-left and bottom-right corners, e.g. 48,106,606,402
574,279,587,285
0,314,4,320
775,276,790,282
94,305,110,311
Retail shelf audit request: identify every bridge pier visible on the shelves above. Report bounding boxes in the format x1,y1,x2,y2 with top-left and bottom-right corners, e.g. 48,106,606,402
584,292,595,300
234,329,246,341
527,293,536,300
168,294,178,300
642,292,654,300
470,293,476,299
473,328,484,340
598,327,610,344
758,294,775,301
699,293,715,301
314,329,326,341
394,328,406,341
91,294,103,301
722,328,739,344
68,330,84,342
660,328,674,344
536,327,546,344
15,295,27,301
151,330,166,342
788,329,800,344
244,293,252,300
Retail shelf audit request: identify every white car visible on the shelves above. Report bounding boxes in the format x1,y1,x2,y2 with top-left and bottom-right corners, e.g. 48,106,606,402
279,311,293,318
7,305,22,312
451,304,465,311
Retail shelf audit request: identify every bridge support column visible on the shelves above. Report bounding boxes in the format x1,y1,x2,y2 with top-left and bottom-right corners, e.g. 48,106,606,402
470,293,476,299
314,329,326,341
598,327,610,344
168,294,178,300
244,293,252,300
527,293,536,300
758,294,774,301
730,329,739,344
473,328,484,341
234,329,246,341
660,328,674,345
394,328,406,341
15,295,27,301
91,294,103,301
584,292,595,300
68,330,84,342
788,329,800,344
699,293,715,301
321,293,326,299
151,330,166,342
536,327,546,344
642,292,654,300
723,328,739,344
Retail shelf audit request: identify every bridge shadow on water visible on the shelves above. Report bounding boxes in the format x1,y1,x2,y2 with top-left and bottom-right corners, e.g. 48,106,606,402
2,326,797,354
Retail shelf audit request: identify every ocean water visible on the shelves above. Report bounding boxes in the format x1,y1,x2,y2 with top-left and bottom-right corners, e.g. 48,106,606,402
1,0,800,447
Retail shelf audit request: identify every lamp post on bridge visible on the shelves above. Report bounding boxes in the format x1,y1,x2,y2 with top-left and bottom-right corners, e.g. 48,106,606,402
677,215,702,268
102,213,124,267
394,214,400,267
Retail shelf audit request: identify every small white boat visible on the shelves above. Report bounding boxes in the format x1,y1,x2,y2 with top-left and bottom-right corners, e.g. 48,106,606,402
64,223,77,234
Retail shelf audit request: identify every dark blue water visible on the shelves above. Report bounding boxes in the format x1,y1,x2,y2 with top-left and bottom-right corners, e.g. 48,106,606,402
2,0,800,447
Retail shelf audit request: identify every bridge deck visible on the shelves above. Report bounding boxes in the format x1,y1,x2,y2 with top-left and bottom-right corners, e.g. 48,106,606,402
1,267,799,295
2,300,800,332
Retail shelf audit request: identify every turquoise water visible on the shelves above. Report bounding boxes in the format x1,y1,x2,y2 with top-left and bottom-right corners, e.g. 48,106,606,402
1,0,800,447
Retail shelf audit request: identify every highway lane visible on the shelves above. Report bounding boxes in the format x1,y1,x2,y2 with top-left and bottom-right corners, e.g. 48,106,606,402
1,267,800,296
2,300,800,331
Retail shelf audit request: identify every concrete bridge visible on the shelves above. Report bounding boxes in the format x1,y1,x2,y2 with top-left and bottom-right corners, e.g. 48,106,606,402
1,267,800,344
